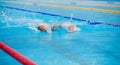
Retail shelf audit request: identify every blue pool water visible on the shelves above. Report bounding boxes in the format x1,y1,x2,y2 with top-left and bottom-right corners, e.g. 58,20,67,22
0,1,120,65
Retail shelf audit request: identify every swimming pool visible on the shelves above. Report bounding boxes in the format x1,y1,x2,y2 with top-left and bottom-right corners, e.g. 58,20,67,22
0,1,120,65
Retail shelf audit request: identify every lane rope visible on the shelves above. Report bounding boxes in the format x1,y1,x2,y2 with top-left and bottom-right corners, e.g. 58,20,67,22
0,5,120,28
0,42,36,65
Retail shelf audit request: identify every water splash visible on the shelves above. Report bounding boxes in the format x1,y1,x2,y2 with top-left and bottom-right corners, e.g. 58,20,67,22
0,11,83,32
0,13,44,32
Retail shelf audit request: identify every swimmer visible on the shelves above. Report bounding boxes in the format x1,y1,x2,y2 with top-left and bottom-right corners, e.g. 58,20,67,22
61,21,81,33
38,22,52,34
37,21,81,33
37,21,61,34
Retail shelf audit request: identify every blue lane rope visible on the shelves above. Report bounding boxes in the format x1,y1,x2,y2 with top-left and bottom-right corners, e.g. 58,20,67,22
0,5,120,28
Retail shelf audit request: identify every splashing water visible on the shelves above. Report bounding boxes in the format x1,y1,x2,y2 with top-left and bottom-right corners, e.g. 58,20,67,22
0,11,43,31
0,11,84,32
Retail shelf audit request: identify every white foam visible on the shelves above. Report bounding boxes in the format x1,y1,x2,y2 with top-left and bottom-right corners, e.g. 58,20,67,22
61,21,81,32
0,14,45,32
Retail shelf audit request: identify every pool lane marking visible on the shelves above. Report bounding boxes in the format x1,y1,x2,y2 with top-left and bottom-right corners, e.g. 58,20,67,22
2,1,120,5
37,4,120,14
6,1,120,14
0,5,120,28
36,1,120,8
87,4,120,8
0,42,36,65
18,2,120,14
114,2,120,4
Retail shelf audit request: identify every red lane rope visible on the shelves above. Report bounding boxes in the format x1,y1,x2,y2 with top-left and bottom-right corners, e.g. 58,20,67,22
0,42,36,65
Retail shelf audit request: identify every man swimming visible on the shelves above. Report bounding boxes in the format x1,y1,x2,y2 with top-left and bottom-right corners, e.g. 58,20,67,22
37,21,81,33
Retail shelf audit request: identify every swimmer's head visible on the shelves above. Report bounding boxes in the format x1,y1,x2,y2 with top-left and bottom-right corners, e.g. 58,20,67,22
38,25,46,31
68,25,74,33
51,25,58,31
38,25,52,34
